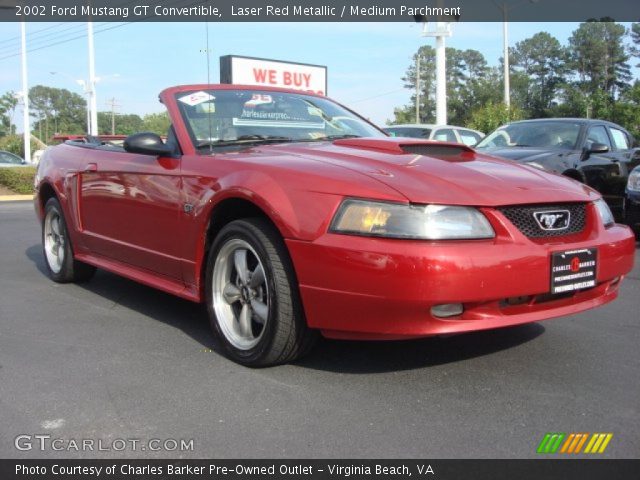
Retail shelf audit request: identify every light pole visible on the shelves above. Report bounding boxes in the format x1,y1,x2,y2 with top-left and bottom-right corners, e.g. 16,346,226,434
20,21,30,164
87,21,98,136
421,21,452,125
495,0,539,107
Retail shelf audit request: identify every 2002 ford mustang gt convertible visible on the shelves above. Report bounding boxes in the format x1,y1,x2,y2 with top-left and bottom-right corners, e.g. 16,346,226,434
34,85,636,366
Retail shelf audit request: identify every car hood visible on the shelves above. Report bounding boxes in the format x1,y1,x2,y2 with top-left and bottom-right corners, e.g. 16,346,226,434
260,138,598,206
475,147,560,162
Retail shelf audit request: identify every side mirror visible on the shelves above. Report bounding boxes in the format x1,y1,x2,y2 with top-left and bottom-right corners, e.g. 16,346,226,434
124,132,174,156
588,142,609,154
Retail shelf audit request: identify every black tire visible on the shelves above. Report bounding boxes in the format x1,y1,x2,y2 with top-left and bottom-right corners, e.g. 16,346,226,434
205,218,316,367
42,197,96,283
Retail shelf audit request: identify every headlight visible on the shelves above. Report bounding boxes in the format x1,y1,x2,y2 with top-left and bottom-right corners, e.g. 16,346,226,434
594,198,614,228
330,199,495,240
628,169,640,192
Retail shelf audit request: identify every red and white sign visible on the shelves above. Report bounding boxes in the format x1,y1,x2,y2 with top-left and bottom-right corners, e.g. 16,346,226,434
221,55,327,96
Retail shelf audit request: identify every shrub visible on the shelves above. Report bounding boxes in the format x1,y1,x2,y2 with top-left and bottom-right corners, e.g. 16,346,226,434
0,166,36,194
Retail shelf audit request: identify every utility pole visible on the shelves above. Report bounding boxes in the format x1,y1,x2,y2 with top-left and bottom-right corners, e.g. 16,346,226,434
415,55,421,123
105,97,120,135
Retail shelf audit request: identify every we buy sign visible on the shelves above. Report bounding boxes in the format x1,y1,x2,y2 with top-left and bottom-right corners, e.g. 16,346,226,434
223,56,327,95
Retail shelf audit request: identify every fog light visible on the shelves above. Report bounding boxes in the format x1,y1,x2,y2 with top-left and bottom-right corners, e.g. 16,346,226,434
431,303,464,318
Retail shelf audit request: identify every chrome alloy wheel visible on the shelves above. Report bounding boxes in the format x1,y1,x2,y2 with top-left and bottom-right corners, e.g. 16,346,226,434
212,239,270,350
44,208,65,274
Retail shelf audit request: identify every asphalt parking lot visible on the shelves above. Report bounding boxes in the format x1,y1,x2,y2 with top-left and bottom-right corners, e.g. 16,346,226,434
0,200,638,459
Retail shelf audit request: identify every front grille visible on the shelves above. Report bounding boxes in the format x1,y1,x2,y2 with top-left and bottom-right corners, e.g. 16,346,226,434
498,203,587,238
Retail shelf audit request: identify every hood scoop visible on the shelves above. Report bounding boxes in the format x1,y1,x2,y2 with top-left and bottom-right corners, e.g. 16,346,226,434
333,137,474,159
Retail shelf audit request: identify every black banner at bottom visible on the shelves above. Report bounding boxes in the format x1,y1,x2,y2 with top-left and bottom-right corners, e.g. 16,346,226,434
1,459,639,480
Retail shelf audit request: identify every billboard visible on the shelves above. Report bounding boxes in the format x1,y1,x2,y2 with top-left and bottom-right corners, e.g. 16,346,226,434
220,55,327,95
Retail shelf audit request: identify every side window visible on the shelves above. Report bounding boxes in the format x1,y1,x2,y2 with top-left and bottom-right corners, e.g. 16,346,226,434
586,125,612,148
433,128,457,143
609,128,630,151
458,130,481,146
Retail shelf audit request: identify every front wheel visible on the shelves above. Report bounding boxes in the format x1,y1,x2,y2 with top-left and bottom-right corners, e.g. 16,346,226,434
205,218,316,367
42,197,96,283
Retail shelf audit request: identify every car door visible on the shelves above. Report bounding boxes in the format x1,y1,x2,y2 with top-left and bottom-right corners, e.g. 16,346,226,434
78,146,183,280
578,124,626,219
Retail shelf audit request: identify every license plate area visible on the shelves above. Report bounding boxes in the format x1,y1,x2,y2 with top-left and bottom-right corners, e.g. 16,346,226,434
550,248,597,294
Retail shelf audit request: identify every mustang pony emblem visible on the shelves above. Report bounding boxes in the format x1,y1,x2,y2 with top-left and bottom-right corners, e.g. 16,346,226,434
533,210,570,230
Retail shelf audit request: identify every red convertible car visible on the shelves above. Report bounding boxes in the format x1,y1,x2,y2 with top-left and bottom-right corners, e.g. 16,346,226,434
35,85,636,366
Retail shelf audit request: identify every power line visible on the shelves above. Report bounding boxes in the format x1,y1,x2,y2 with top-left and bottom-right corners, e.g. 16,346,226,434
0,0,201,61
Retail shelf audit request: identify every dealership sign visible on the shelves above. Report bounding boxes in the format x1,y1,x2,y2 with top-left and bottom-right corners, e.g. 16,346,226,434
220,55,327,95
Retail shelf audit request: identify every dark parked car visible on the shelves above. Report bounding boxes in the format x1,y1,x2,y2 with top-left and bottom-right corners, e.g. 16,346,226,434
0,150,27,167
475,119,640,221
625,165,640,236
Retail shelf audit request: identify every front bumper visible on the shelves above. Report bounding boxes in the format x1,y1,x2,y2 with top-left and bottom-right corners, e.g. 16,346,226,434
287,206,636,340
625,190,640,234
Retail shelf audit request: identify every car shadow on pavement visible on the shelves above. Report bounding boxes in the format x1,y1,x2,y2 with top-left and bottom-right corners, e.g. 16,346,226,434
25,244,220,353
26,244,545,372
295,324,546,373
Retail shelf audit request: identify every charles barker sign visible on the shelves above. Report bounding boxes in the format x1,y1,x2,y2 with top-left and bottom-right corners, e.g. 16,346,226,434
220,55,327,95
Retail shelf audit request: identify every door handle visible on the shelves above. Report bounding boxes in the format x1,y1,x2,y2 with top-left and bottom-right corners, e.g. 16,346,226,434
84,163,98,172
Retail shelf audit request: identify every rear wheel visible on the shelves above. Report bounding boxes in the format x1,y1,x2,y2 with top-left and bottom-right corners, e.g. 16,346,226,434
42,197,96,283
205,218,316,367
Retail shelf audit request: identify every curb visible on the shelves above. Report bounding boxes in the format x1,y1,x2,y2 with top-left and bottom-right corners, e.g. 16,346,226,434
0,195,34,202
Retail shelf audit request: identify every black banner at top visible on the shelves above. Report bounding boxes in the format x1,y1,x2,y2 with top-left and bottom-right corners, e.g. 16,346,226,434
0,0,638,22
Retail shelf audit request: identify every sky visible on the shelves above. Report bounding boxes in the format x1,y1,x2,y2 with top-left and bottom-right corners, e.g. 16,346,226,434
0,21,637,131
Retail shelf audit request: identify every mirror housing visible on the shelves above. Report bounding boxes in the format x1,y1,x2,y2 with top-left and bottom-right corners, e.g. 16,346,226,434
582,142,609,161
588,142,609,154
124,132,174,156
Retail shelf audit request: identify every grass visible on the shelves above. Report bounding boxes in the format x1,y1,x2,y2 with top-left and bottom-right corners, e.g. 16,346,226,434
0,166,36,195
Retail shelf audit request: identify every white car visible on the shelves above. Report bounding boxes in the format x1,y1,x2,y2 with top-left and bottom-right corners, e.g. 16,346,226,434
384,124,485,146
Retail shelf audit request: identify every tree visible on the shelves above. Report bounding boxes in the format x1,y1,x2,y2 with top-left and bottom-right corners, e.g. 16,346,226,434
97,112,143,135
511,32,568,117
467,102,524,134
141,112,171,135
0,91,18,136
568,20,631,100
392,46,497,126
630,23,640,67
29,85,87,138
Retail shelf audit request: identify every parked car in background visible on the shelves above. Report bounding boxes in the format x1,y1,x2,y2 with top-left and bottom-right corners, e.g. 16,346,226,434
0,150,27,167
475,119,639,222
625,165,640,236
384,124,484,146
35,85,636,367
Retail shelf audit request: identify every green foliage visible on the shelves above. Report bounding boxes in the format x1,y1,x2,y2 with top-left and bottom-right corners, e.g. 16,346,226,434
29,85,87,139
97,112,144,135
467,103,524,134
511,32,569,117
0,135,40,160
0,91,18,136
393,20,637,137
141,112,171,135
0,166,37,194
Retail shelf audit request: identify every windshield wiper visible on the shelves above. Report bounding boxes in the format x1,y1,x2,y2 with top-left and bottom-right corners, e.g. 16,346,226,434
196,135,294,149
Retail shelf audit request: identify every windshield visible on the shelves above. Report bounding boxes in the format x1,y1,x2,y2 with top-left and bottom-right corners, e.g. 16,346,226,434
175,89,385,150
385,127,432,139
476,121,582,150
